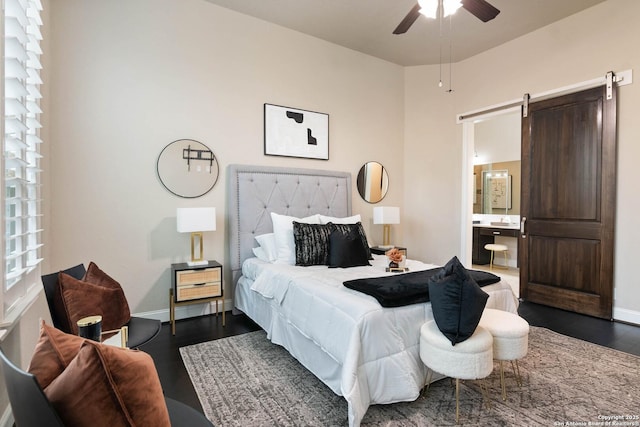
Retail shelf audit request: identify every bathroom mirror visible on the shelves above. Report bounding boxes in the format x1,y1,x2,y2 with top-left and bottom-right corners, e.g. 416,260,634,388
482,169,511,215
356,161,389,204
473,161,520,215
157,139,219,198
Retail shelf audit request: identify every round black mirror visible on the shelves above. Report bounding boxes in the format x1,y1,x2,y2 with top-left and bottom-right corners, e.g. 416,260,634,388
157,139,219,198
356,161,389,204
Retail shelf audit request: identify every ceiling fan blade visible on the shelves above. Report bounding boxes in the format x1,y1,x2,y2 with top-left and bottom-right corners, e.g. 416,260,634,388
393,3,421,34
461,0,500,22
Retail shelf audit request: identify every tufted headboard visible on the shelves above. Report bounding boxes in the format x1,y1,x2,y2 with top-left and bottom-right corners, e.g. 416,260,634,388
226,164,352,305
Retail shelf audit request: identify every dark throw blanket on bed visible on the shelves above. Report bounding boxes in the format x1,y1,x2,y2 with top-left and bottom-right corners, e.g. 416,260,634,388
343,268,501,307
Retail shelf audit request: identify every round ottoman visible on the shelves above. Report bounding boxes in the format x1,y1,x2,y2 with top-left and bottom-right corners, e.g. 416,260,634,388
419,320,494,422
478,308,530,400
484,243,508,270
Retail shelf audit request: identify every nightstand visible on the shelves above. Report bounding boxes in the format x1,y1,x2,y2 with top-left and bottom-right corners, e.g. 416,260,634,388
169,260,224,335
370,246,407,257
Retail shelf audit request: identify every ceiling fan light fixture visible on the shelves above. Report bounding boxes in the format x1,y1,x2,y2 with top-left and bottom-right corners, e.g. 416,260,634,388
393,0,499,35
443,0,463,17
417,0,438,19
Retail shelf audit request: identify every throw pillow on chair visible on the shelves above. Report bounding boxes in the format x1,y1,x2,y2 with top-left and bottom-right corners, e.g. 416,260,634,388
27,320,85,389
28,321,171,427
83,261,132,322
51,262,131,335
56,273,130,335
44,341,171,426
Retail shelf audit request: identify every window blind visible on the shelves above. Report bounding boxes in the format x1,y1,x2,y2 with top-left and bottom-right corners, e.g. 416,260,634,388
3,0,43,309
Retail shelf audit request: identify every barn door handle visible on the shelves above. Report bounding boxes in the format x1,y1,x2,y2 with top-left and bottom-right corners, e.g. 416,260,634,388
520,217,527,238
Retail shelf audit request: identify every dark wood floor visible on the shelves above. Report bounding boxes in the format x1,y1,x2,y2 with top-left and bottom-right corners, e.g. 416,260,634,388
142,301,640,416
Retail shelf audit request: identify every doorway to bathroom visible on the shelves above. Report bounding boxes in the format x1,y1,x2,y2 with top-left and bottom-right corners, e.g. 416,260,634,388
468,111,521,297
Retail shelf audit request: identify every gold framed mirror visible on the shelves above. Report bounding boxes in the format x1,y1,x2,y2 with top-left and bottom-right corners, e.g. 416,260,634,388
356,161,389,204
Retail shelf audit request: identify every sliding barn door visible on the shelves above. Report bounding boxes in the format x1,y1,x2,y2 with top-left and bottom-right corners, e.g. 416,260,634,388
520,84,617,319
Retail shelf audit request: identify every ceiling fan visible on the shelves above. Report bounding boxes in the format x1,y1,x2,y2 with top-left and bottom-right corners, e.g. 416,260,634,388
393,0,500,34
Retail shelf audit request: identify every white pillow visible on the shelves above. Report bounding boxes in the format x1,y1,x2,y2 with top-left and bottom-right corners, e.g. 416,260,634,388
318,214,361,224
254,233,277,262
252,247,271,262
271,212,321,265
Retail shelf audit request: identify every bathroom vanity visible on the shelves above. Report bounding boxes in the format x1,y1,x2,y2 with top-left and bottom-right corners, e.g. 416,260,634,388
472,224,519,265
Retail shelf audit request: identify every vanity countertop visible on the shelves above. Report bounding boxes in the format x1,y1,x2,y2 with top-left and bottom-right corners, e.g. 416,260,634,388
472,223,519,230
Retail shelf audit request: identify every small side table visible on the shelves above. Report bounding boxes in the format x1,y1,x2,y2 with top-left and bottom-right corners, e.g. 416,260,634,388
370,246,407,257
170,260,225,335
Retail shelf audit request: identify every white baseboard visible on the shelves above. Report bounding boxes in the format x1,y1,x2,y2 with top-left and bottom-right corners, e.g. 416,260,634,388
132,298,232,323
613,306,640,326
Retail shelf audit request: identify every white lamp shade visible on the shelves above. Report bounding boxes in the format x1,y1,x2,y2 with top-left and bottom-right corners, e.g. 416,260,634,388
176,207,216,233
373,206,400,225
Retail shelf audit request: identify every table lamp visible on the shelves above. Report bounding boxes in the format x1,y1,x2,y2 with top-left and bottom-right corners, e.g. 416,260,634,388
373,206,400,248
177,207,216,266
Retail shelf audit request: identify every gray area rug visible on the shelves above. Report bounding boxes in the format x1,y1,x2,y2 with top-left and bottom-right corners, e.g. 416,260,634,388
180,327,640,426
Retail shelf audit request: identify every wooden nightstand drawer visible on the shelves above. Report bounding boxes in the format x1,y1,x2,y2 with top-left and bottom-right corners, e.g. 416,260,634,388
170,260,225,334
176,267,221,286
176,282,222,301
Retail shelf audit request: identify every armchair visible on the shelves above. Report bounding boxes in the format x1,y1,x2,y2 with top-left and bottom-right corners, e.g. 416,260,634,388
41,264,161,348
0,348,213,427
0,349,63,427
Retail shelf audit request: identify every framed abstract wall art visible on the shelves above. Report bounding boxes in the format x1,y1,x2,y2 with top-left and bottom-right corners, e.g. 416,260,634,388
264,104,329,160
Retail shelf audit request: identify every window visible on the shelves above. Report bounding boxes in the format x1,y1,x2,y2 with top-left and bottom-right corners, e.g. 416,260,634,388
1,0,43,323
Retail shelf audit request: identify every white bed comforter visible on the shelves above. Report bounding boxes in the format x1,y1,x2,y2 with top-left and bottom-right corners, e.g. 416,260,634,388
236,255,519,426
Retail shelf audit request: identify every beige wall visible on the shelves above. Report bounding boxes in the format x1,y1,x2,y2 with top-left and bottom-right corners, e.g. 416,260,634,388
403,64,459,264
404,0,640,322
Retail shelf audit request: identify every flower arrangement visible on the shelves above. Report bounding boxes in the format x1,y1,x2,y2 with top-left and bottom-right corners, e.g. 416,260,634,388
386,248,404,267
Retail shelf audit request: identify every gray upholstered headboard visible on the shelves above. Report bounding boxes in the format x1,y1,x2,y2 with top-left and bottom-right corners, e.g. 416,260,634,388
226,164,352,304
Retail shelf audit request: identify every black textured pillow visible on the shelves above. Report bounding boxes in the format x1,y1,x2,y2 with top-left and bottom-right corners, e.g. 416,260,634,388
328,228,371,268
328,222,373,260
293,222,332,266
427,256,489,345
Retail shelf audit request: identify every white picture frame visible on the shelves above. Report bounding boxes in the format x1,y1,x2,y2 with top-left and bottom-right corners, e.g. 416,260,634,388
489,174,512,209
264,104,329,160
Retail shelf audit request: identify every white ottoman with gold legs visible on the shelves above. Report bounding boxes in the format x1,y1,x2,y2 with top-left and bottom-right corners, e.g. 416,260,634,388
484,243,508,270
419,320,494,423
478,308,530,401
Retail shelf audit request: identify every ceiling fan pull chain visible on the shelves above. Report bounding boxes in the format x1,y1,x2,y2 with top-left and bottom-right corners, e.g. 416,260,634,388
447,14,454,93
438,3,443,88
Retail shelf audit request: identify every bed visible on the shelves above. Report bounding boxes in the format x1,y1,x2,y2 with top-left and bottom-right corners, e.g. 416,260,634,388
227,164,519,426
